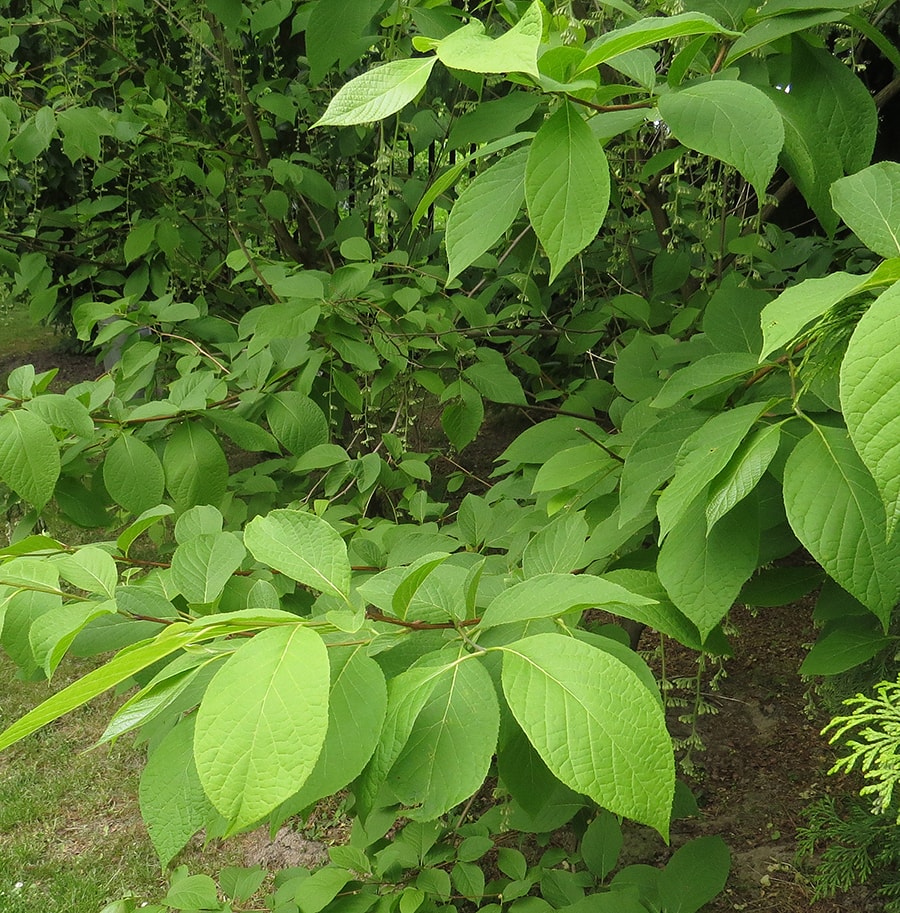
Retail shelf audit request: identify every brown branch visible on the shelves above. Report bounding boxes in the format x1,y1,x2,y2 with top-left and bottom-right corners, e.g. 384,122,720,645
366,609,480,630
565,93,654,113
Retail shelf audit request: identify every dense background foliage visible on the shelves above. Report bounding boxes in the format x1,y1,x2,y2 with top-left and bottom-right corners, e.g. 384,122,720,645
1,0,900,910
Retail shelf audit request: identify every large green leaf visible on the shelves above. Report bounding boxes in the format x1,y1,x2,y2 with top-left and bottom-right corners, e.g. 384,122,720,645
656,403,765,541
0,410,60,510
500,633,674,836
54,547,118,598
194,625,330,832
446,148,527,281
725,10,848,64
480,573,654,629
163,422,228,512
276,646,387,817
658,497,758,639
29,600,116,678
788,40,876,176
24,393,94,439
705,423,781,530
658,836,731,913
652,353,758,409
103,434,166,515
313,58,438,127
305,0,384,85
783,425,900,625
140,716,216,865
580,12,738,71
244,509,351,599
522,513,589,577
831,163,900,259
387,657,499,819
840,282,900,540
525,101,610,281
759,270,873,359
435,1,544,76
266,391,329,457
355,662,451,818
765,88,842,236
618,411,709,525
171,532,246,605
658,81,783,199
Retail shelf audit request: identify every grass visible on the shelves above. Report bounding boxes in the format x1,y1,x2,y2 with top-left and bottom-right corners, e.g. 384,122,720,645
0,293,58,361
0,658,165,912
0,657,255,913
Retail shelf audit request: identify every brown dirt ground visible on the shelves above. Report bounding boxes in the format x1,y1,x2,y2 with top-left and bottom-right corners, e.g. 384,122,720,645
1,344,878,911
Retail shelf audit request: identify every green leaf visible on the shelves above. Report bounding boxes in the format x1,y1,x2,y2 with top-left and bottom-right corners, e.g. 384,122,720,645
532,444,617,493
441,380,484,451
124,220,157,264
55,547,119,598
657,403,765,541
500,633,674,836
446,148,527,281
163,423,229,512
764,87,842,236
759,270,873,359
658,836,730,913
266,391,329,457
463,359,527,406
100,659,214,744
831,162,900,259
10,106,55,164
103,435,166,516
305,0,384,84
725,10,847,65
800,617,893,675
194,625,329,832
277,646,387,816
580,13,739,71
294,868,354,913
658,496,758,639
0,410,60,510
702,276,769,355
117,506,174,555
387,658,499,820
706,423,781,530
652,353,758,408
392,553,452,620
0,625,205,751
525,101,610,282
140,716,216,865
793,41,876,175
840,282,900,540
581,810,624,880
314,58,438,127
24,394,94,439
163,873,220,911
436,1,544,77
244,509,351,599
481,573,654,630
171,532,246,605
783,425,900,625
29,600,116,677
619,411,708,525
206,409,279,453
658,81,783,199
355,662,450,818
522,513,589,577
600,569,712,651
